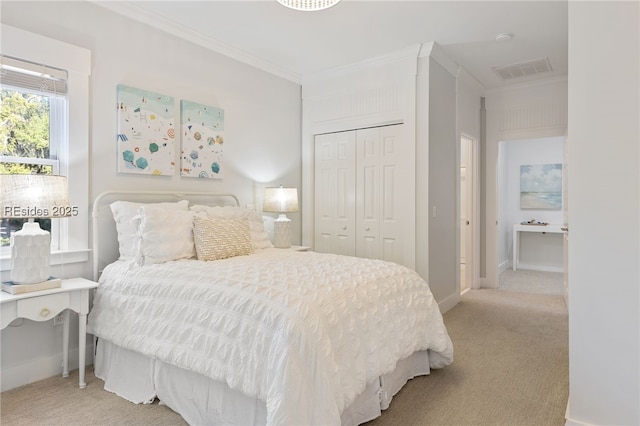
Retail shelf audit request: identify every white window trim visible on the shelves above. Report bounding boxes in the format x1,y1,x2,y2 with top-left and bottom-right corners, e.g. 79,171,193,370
1,25,91,271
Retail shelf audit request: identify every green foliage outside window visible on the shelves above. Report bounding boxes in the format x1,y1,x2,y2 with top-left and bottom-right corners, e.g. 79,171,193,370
1,89,51,173
1,88,53,246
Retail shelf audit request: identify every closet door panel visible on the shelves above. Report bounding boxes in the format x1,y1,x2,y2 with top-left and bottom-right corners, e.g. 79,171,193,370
356,128,381,258
314,131,356,256
379,127,404,263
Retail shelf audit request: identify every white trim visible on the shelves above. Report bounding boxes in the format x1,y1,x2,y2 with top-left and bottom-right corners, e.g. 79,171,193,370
484,75,569,95
90,1,301,84
418,42,459,78
437,291,461,314
302,44,422,86
515,263,563,273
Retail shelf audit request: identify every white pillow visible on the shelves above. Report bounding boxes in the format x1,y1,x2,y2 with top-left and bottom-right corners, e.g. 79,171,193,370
110,200,189,260
189,205,273,250
132,206,200,266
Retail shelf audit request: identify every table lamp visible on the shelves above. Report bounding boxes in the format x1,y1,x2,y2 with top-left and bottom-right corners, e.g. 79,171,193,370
263,186,299,248
0,174,71,284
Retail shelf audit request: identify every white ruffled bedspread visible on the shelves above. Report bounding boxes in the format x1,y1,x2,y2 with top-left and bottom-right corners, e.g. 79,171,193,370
87,249,453,425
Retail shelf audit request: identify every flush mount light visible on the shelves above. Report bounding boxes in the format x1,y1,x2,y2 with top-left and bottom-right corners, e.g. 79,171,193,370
495,33,514,42
276,0,341,11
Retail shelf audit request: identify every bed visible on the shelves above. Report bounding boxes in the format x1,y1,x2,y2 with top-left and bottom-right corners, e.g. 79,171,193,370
87,190,453,426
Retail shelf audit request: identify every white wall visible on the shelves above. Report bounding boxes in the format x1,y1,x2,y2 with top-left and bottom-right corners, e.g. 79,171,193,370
426,57,458,305
499,137,564,272
1,1,301,391
566,2,639,425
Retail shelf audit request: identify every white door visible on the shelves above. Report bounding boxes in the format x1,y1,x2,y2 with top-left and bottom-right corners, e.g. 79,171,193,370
460,135,475,293
562,136,569,305
356,125,404,263
314,131,356,256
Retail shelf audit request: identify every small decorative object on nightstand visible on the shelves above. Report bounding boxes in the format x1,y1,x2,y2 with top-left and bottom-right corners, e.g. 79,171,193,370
0,277,98,388
263,186,299,249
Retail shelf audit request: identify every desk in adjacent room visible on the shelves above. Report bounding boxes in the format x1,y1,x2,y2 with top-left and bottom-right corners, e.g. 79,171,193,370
512,224,564,271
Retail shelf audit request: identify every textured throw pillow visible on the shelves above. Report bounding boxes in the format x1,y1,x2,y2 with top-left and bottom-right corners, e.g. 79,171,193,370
110,199,189,260
193,216,254,261
190,205,273,250
132,206,199,266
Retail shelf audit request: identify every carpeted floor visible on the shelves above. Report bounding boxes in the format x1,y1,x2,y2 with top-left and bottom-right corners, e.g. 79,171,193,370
1,271,568,426
499,268,564,295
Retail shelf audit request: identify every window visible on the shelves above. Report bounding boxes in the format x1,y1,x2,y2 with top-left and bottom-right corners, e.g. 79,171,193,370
1,25,90,271
1,55,68,249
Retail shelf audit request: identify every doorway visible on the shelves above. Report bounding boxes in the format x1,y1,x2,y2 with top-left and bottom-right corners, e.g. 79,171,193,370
496,136,566,295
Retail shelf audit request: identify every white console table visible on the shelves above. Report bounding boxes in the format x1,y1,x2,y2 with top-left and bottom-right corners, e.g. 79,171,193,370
512,224,564,271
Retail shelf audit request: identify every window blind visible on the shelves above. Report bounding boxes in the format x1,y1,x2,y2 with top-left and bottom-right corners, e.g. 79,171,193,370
1,54,68,95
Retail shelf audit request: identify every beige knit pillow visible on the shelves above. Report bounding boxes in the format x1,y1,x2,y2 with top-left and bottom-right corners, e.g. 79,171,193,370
193,216,254,261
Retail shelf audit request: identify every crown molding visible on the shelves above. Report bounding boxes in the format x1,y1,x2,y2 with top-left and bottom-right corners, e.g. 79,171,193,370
484,75,568,95
90,1,302,84
418,41,459,78
302,44,422,85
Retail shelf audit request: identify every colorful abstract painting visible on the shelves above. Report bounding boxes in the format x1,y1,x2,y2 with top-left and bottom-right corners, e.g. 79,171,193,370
180,100,224,179
520,163,562,210
116,85,176,175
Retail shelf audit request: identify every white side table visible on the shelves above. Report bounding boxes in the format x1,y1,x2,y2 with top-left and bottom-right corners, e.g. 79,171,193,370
0,277,98,388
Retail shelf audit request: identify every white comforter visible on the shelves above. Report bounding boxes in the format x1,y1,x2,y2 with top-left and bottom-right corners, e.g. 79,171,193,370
87,249,453,425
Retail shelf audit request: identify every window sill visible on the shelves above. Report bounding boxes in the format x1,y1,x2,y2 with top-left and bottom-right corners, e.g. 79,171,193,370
0,249,91,272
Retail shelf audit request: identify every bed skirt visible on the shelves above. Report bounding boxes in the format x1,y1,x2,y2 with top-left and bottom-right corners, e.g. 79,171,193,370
94,339,431,425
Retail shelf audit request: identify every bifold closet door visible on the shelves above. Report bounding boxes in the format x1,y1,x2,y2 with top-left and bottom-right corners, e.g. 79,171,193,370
356,125,404,263
314,131,356,256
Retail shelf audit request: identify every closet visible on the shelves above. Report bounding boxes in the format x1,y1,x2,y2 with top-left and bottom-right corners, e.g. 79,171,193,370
314,124,408,265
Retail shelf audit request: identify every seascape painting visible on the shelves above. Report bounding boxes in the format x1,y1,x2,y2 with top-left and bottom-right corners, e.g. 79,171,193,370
116,85,176,175
180,100,224,179
520,163,562,210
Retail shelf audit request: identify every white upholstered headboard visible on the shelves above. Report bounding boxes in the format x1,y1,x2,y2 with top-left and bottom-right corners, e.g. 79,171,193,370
91,190,239,281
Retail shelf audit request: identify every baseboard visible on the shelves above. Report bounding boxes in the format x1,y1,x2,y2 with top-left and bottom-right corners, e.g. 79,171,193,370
0,344,94,392
565,416,595,426
438,291,461,314
516,263,563,273
498,260,509,274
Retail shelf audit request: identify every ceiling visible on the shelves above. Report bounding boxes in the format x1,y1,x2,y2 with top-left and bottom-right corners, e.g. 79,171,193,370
97,0,568,89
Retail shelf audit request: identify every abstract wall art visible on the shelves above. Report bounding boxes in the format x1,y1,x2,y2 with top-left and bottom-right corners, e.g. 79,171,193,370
180,100,224,179
116,85,176,175
520,163,562,210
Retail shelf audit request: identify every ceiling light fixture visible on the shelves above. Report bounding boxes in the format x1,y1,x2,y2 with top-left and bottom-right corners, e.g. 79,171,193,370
276,0,341,12
495,33,514,42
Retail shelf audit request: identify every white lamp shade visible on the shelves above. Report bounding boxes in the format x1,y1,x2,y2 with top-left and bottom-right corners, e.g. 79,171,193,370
263,187,299,214
1,174,71,219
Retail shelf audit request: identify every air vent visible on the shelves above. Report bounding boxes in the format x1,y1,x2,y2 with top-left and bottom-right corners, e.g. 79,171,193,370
492,57,552,80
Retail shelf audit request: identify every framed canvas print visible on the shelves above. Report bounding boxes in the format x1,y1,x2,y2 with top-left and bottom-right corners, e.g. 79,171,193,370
180,100,224,179
520,163,562,210
116,85,176,175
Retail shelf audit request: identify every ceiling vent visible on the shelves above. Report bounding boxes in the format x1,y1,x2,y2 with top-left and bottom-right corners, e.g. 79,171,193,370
492,57,552,80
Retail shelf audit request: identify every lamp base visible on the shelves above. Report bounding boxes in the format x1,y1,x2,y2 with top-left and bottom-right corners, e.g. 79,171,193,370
273,214,292,249
10,221,51,284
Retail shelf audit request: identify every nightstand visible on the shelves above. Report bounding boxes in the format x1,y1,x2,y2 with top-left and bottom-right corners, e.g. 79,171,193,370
0,277,98,388
289,245,310,252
